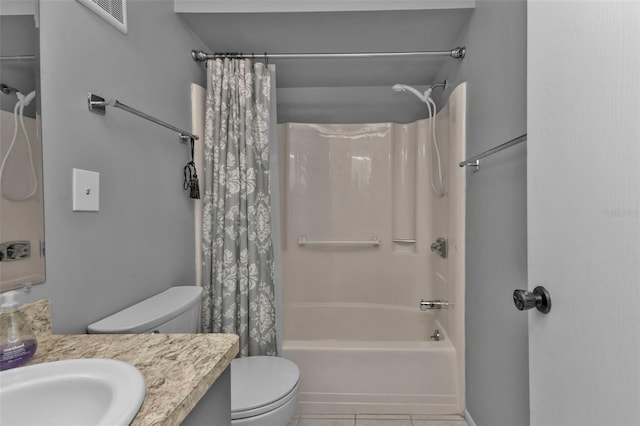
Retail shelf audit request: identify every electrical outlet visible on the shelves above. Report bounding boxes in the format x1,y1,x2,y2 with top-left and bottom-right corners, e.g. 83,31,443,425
72,168,100,211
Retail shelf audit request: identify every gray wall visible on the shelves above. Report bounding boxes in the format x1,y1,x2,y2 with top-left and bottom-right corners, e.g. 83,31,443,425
433,1,528,425
23,0,206,333
277,86,431,124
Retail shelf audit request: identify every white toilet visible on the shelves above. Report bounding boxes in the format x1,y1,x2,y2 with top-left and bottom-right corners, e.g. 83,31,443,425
87,286,299,426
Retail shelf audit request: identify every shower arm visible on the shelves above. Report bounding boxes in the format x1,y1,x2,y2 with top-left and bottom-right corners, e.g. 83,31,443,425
0,84,19,95
429,81,448,91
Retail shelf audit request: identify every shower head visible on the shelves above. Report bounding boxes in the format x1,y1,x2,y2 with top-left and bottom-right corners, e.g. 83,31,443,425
392,84,429,103
22,90,36,106
13,90,36,108
392,81,448,104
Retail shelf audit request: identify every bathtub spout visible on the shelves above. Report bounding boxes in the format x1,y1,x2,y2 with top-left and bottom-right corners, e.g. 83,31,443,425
420,300,450,310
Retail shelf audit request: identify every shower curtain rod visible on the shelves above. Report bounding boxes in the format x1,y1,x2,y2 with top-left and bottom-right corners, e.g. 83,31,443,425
191,47,466,61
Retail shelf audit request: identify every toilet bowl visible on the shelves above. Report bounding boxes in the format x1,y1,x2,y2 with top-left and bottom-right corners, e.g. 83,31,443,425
231,356,299,425
87,286,299,426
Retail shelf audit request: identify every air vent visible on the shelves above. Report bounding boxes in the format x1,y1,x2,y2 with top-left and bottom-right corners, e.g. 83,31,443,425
77,0,127,34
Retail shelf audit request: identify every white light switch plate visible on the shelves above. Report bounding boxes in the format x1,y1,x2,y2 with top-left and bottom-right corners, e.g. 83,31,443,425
72,168,100,211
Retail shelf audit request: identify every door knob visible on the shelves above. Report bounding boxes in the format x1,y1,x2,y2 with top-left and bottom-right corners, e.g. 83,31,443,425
513,286,551,314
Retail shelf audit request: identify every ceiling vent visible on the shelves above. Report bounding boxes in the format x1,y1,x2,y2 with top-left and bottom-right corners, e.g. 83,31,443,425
77,0,127,34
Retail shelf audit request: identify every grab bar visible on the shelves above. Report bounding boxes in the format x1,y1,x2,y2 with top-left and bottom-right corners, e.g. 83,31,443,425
297,235,381,247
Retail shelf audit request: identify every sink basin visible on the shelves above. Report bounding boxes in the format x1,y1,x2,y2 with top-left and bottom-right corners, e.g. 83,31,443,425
0,358,146,426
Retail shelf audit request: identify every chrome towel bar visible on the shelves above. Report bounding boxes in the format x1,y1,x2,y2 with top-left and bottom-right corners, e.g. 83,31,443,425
459,133,527,172
0,55,36,62
87,93,199,143
297,235,381,247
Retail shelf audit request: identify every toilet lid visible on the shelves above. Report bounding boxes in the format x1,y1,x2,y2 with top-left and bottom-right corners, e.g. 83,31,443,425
87,286,202,334
231,356,300,419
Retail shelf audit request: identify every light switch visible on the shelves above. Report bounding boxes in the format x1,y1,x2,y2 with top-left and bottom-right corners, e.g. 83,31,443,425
72,168,99,212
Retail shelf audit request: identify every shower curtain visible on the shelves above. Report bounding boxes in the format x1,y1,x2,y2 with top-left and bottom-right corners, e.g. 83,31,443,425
200,58,277,356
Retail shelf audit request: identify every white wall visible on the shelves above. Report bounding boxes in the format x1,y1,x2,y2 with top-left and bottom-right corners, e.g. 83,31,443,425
22,0,207,333
433,1,528,425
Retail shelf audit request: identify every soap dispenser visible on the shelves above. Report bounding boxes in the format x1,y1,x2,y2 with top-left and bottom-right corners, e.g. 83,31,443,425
0,290,37,370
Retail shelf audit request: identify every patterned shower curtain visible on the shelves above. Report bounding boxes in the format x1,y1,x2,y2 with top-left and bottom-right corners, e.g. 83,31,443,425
200,58,276,357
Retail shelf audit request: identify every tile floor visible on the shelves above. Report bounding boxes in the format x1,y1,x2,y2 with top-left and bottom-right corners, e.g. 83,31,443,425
287,414,468,426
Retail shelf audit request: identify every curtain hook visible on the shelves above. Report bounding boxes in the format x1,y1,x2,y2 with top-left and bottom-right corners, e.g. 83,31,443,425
264,52,269,65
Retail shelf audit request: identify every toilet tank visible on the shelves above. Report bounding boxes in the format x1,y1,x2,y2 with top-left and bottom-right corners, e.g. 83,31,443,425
87,286,203,334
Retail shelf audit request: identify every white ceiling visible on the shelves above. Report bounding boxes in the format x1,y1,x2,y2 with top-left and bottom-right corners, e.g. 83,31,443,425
179,9,473,88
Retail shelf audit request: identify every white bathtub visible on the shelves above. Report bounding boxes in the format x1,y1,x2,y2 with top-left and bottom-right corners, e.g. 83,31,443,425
282,303,460,415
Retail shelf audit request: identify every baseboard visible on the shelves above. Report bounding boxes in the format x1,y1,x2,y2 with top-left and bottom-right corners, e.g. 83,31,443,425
464,409,477,426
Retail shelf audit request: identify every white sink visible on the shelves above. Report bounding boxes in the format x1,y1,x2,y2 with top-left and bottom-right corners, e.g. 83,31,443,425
0,358,146,426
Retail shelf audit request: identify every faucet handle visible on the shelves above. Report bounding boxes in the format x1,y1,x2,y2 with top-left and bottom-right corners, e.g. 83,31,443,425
430,237,447,258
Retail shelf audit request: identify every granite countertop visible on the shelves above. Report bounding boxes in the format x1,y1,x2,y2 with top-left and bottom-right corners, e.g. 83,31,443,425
21,300,239,426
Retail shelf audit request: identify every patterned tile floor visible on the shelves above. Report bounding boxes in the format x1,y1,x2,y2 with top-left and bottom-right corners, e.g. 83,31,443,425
287,414,468,426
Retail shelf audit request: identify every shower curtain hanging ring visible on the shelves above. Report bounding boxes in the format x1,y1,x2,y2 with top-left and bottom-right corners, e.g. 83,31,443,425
264,52,269,65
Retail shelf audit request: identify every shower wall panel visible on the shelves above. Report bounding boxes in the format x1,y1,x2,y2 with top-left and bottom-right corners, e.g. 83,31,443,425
279,121,436,309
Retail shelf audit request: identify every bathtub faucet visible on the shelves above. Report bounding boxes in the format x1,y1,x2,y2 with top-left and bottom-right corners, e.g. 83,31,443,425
420,300,450,311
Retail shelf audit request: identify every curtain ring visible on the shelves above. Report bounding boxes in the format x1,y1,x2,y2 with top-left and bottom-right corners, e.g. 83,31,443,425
264,52,268,65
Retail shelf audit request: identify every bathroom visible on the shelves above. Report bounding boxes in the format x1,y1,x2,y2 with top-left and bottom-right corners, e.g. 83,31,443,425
1,1,639,426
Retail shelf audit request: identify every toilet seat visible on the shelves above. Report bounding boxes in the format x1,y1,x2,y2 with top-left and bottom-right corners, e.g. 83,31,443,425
231,356,300,420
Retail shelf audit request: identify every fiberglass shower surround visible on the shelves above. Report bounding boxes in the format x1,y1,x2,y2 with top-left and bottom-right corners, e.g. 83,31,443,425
279,83,467,415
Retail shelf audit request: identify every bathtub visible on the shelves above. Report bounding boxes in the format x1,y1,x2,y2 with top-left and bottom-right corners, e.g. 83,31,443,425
282,303,460,415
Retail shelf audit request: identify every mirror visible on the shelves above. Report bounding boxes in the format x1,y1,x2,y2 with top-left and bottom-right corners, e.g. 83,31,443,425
0,6,45,291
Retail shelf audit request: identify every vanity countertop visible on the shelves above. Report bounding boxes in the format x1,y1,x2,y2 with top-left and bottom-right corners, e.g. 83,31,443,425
30,332,239,426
